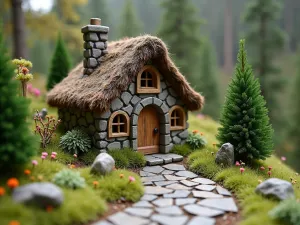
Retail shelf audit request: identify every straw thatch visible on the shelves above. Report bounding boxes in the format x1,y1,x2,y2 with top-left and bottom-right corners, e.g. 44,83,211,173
47,35,204,112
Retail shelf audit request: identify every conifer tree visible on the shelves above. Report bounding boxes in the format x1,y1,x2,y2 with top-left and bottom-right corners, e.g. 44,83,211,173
47,33,71,91
118,0,142,38
217,40,273,162
0,31,38,169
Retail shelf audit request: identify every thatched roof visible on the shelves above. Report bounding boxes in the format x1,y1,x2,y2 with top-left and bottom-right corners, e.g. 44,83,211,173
47,35,204,112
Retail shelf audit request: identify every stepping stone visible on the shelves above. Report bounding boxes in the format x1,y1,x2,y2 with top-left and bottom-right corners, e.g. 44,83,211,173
151,214,188,225
152,198,173,207
187,216,216,225
151,154,173,164
162,170,175,175
180,180,198,187
198,198,238,212
165,183,192,190
192,191,224,199
183,204,224,217
195,185,216,192
141,175,165,182
154,181,178,187
164,190,190,198
155,205,183,216
141,194,158,201
216,186,232,196
164,175,186,181
91,221,113,225
163,164,186,171
140,171,156,177
143,166,164,174
143,181,153,186
175,198,197,206
133,201,153,208
125,207,153,218
144,186,173,195
175,171,198,179
145,156,164,166
108,212,150,225
191,178,216,185
167,154,184,162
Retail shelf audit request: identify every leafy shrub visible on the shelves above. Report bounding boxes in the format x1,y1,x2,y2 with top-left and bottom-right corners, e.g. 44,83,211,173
186,133,207,150
60,129,91,155
269,199,300,225
108,148,146,169
171,144,192,156
53,169,86,189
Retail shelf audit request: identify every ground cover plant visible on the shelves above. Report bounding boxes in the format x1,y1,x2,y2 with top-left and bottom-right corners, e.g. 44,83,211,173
170,144,193,157
108,148,146,169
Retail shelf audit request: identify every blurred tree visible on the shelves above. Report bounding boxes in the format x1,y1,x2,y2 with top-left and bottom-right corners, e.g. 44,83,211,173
118,0,142,38
29,39,51,74
47,34,71,91
223,0,234,74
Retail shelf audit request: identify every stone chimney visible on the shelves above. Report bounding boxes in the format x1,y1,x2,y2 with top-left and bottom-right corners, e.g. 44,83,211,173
81,18,109,77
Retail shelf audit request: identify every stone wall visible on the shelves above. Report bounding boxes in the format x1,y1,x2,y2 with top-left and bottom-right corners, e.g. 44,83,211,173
58,74,189,153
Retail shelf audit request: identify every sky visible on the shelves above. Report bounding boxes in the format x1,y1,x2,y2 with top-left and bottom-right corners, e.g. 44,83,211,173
29,0,52,12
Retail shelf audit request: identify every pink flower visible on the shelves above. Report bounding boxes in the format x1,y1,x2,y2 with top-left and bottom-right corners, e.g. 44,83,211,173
281,156,286,161
51,152,57,156
73,154,77,158
42,152,48,157
268,171,272,177
32,160,38,166
41,155,46,162
235,161,240,167
260,166,265,171
268,166,272,171
51,154,56,160
27,83,33,92
33,88,41,97
240,168,245,174
128,176,136,183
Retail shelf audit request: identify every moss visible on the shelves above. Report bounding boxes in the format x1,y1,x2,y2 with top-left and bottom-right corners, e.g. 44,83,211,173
170,144,192,156
108,148,146,169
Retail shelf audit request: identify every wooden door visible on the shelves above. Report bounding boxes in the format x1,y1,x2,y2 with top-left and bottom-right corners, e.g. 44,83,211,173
138,106,160,154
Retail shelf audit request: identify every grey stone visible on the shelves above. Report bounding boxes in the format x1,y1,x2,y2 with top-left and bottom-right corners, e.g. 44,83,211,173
143,181,153,186
144,186,173,195
153,98,163,107
125,207,153,218
91,153,115,175
161,103,169,114
88,124,96,135
121,92,132,105
81,25,109,33
198,198,238,212
255,178,295,201
178,130,189,139
155,206,183,216
160,143,174,154
183,204,224,217
97,132,107,139
215,143,234,167
163,190,190,198
151,154,172,164
111,98,123,111
175,198,197,206
180,180,198,187
123,105,133,115
164,175,186,181
195,185,216,192
143,166,164,174
95,42,105,49
167,154,184,162
84,68,94,75
161,81,167,90
12,182,64,208
134,104,143,115
187,217,216,225
141,194,158,201
192,178,216,185
168,88,178,97
151,214,188,225
152,198,173,207
171,131,181,137
92,48,102,58
140,94,153,99
107,142,121,150
101,110,111,119
122,140,130,148
158,89,168,101
160,124,170,135
154,181,178,187
100,33,108,41
84,41,94,49
175,171,198,179
128,83,135,95
86,112,94,124
87,58,98,68
192,191,224,199
141,175,165,183
165,183,191,190
132,114,138,125
216,186,232,196
166,95,176,107
95,120,107,132
131,126,137,138
172,136,181,144
78,117,87,127
131,139,137,149
163,164,186,171
141,97,153,107
133,201,153,208
84,32,99,41
131,96,141,105
108,212,149,225
145,155,164,166
96,141,108,149
160,135,171,145
102,49,108,55
161,170,175,175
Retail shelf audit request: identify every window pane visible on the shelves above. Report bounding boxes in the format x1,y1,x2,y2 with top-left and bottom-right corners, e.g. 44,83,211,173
141,79,146,87
148,79,153,87
112,125,118,133
120,124,125,133
141,72,147,79
171,119,175,126
176,118,180,126
119,115,125,123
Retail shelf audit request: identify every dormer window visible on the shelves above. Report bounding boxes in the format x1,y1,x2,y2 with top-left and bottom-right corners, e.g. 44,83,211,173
137,65,161,93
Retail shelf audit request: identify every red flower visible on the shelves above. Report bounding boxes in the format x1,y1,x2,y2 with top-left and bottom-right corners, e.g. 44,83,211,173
240,168,245,174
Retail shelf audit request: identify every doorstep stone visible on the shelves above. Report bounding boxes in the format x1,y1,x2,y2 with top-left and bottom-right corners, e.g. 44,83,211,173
145,156,164,166
163,164,186,171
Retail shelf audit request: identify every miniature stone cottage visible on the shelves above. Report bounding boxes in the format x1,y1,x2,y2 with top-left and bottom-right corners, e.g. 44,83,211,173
47,18,204,154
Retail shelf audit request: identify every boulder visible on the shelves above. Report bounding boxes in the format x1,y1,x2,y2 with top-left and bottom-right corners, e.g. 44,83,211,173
91,153,115,175
12,182,63,208
215,143,234,167
255,178,295,201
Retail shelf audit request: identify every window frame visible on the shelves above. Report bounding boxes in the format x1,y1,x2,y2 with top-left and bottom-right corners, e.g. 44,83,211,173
136,65,161,94
169,105,186,131
108,111,130,138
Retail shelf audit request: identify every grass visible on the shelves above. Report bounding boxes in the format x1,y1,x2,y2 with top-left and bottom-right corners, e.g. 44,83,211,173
170,144,193,156
187,113,300,225
108,148,146,169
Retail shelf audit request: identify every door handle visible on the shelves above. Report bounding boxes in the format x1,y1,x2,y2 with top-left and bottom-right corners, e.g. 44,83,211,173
153,128,159,134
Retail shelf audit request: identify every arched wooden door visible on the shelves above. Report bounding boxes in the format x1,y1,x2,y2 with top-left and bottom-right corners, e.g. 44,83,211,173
138,105,160,154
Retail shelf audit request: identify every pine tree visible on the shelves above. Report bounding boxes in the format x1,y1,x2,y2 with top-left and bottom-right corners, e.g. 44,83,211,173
47,34,71,91
118,0,142,38
0,30,38,169
158,0,202,82
217,40,274,162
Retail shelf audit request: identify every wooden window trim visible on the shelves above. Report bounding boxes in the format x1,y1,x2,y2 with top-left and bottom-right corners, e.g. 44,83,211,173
137,65,161,94
108,111,130,138
169,105,186,131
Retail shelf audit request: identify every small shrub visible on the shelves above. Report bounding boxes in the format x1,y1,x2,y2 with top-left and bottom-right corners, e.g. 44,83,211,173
108,148,146,169
186,133,207,150
269,198,300,225
53,169,86,189
60,129,91,155
171,144,192,156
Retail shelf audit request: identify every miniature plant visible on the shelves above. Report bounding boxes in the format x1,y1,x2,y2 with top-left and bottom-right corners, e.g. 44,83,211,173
108,148,146,169
52,169,86,189
186,132,207,150
34,112,61,148
12,58,33,97
59,129,91,155
171,144,192,156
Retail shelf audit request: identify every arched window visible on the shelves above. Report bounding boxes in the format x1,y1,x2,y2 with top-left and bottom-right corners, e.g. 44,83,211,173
137,65,161,93
169,106,186,131
108,111,130,138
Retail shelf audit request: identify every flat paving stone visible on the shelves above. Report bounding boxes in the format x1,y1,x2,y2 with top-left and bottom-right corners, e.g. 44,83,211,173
155,205,183,216
91,221,113,225
125,207,153,218
164,175,187,181
180,180,198,187
216,186,232,196
145,155,164,166
132,201,153,208
187,216,216,225
164,190,190,198
141,194,158,201
151,154,173,164
198,198,238,212
141,175,165,182
152,198,173,207
161,170,175,175
183,204,224,217
163,164,186,171
151,214,188,225
144,186,173,195
195,185,216,191
167,154,184,162
165,183,192,190
192,191,224,199
154,180,178,187
142,181,153,186
143,166,164,174
175,198,197,206
191,178,216,185
175,171,198,179
108,212,150,225
139,171,156,177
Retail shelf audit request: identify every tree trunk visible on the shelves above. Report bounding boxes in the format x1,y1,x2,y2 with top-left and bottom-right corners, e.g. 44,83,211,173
11,0,28,59
223,0,233,74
